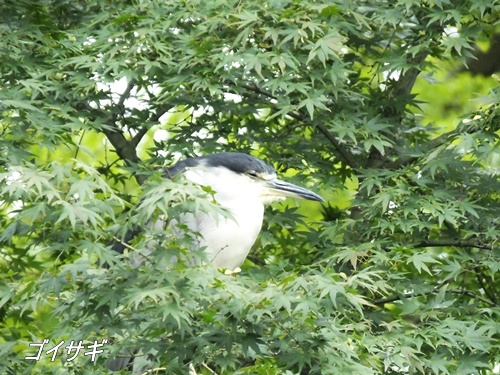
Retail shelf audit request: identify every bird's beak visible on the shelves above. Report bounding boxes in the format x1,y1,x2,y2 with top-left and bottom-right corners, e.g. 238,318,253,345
266,178,324,202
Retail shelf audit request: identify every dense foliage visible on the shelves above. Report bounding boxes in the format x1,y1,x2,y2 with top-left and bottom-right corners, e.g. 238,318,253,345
1,0,499,374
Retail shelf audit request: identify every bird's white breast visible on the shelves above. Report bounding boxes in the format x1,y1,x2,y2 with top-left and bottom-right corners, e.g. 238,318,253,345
181,200,264,270
179,167,266,270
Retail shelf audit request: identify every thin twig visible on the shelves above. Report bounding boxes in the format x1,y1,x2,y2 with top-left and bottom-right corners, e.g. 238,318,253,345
240,83,359,169
130,105,176,147
118,79,137,115
473,266,498,305
111,235,138,252
414,240,493,251
374,288,497,307
316,123,359,169
448,289,497,307
384,128,459,170
240,83,278,100
188,363,198,375
202,362,218,375
141,367,167,375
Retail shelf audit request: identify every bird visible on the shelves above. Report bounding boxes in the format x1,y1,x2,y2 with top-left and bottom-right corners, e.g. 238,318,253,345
112,152,323,270
160,152,323,270
107,152,323,371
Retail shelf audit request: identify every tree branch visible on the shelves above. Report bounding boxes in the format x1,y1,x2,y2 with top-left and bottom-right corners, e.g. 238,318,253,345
384,128,459,170
240,83,277,100
414,239,493,251
131,126,149,148
239,83,359,169
391,50,429,101
73,100,142,181
130,103,175,148
374,288,497,307
112,79,148,163
117,79,136,116
99,79,161,184
102,128,141,165
474,266,498,305
316,123,359,169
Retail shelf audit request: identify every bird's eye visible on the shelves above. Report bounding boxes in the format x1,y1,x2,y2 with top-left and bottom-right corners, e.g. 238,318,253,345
247,171,258,178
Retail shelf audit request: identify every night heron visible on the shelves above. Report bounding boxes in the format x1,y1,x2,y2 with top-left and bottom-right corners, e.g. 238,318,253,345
113,152,324,270
162,152,323,269
107,152,323,372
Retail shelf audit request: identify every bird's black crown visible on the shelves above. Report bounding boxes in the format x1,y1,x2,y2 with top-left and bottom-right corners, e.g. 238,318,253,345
167,152,276,178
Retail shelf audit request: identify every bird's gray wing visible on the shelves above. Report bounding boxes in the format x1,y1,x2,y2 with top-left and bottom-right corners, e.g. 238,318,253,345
108,160,189,255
